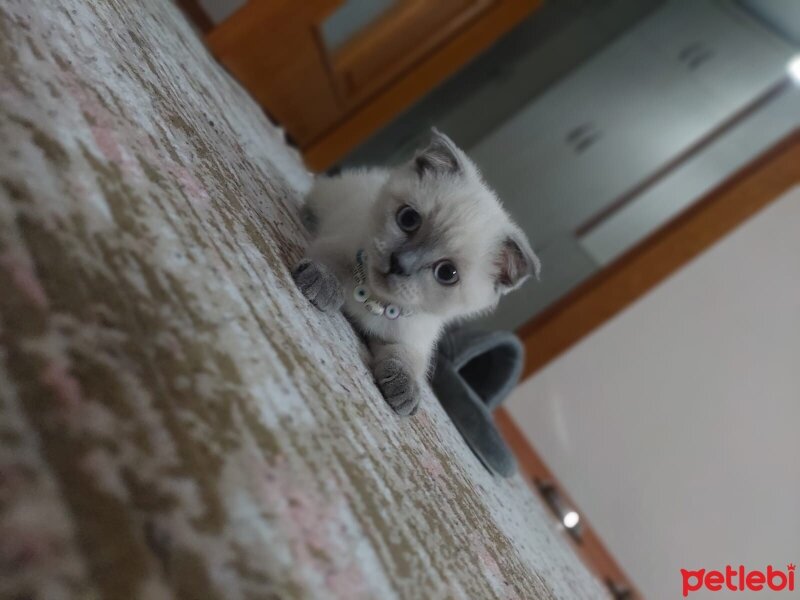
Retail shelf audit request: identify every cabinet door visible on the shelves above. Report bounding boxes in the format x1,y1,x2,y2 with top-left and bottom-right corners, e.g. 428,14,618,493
469,0,788,247
470,32,721,246
207,1,346,146
208,0,495,146
327,0,493,104
638,0,791,116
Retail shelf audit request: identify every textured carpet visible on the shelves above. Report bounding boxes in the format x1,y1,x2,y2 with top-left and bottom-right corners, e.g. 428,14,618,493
0,1,607,598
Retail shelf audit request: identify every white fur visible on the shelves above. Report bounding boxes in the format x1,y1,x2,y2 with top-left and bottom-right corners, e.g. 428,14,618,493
300,131,538,407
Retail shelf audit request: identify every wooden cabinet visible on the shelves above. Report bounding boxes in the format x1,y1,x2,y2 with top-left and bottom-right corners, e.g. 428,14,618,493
206,0,541,170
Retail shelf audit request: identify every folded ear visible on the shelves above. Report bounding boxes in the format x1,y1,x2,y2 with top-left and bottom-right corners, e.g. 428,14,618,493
495,230,540,294
414,128,462,177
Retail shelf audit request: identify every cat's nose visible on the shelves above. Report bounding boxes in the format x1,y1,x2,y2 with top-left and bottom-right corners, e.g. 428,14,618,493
389,252,411,276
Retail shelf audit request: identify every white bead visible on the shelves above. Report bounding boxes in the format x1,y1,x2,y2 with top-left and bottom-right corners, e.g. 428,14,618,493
385,304,400,320
353,285,368,303
365,299,384,316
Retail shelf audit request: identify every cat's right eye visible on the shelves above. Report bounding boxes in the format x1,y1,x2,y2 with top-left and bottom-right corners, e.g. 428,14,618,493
433,260,459,286
396,205,421,233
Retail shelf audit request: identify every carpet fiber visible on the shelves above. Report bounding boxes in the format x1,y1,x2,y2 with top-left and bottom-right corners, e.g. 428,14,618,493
0,1,606,598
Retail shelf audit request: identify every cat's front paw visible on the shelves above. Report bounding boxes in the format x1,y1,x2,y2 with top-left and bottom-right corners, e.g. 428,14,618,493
292,259,344,312
373,357,420,416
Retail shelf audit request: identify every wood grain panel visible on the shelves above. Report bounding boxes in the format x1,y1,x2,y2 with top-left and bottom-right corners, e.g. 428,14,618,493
207,1,344,145
332,0,492,104
303,0,542,169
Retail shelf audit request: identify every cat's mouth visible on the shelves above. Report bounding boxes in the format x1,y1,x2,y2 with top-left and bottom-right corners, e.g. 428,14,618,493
363,248,419,306
368,263,395,297
369,264,423,308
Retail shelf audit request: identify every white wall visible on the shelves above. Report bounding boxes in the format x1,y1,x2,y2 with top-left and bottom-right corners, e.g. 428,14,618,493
507,185,800,599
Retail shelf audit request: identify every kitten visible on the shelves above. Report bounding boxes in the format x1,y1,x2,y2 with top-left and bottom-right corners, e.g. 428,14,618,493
292,130,539,416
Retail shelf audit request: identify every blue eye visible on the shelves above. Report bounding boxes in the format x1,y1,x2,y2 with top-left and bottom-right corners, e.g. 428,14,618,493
396,205,421,233
433,260,458,285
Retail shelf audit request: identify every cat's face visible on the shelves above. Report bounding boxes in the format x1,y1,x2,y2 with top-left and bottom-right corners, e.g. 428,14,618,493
363,130,539,320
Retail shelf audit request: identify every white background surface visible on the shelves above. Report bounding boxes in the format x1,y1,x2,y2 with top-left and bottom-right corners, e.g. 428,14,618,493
508,185,800,599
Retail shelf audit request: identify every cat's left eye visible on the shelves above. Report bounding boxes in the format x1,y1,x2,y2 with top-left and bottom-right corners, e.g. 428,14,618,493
433,260,459,286
396,205,422,233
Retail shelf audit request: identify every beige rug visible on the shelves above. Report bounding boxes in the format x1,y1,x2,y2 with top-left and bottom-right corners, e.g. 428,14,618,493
0,1,606,598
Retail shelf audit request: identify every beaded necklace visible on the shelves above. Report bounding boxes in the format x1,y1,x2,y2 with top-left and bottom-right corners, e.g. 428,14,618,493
352,250,412,320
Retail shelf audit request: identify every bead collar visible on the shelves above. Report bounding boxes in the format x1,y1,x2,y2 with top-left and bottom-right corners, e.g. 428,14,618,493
352,250,412,320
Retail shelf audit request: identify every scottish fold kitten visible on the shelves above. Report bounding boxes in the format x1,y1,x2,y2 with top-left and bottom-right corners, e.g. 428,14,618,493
292,130,539,416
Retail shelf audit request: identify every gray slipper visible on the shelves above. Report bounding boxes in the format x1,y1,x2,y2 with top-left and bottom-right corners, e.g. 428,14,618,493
432,328,523,477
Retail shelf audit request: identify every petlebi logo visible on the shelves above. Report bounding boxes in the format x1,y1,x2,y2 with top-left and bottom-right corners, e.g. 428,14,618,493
681,564,795,596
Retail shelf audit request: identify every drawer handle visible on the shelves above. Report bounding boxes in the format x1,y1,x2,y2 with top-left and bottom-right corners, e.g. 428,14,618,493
678,42,715,70
566,123,602,154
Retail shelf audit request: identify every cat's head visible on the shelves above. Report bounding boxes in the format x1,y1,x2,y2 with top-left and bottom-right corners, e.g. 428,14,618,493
364,129,539,320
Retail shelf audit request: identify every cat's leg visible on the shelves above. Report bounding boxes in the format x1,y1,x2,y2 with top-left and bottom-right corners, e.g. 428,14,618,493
291,259,343,312
369,340,429,416
291,237,346,313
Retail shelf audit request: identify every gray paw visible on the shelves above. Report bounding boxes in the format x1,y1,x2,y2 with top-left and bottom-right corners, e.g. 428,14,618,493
292,259,344,312
373,357,420,416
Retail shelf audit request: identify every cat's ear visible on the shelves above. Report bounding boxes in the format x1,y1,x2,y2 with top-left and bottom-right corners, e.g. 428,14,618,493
495,229,540,294
414,128,462,177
